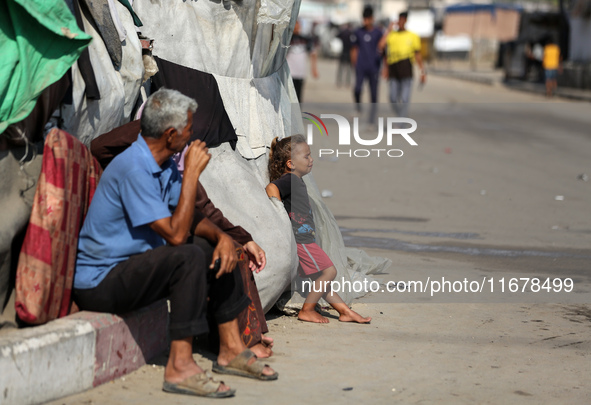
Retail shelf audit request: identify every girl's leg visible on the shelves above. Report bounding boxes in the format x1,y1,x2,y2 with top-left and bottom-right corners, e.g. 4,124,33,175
320,267,372,324
298,269,334,323
298,266,372,324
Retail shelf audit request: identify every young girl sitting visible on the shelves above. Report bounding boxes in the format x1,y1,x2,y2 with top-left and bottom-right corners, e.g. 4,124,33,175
265,135,371,324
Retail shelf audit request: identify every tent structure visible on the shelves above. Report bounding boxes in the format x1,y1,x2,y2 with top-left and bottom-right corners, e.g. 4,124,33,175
444,2,522,42
1,0,390,318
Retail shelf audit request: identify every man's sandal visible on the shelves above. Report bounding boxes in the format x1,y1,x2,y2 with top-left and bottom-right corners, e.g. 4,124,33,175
162,371,236,398
212,349,279,381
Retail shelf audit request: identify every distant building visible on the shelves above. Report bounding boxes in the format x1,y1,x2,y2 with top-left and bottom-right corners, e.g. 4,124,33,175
562,0,591,89
568,0,591,62
298,0,407,24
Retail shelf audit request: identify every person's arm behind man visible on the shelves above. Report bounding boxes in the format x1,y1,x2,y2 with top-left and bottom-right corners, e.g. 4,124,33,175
195,183,266,273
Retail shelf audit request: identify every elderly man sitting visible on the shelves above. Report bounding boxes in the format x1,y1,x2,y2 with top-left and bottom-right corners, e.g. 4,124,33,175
73,89,277,398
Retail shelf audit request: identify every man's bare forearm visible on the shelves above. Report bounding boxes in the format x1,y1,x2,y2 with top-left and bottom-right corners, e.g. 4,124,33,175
150,140,210,246
151,171,200,246
169,172,200,243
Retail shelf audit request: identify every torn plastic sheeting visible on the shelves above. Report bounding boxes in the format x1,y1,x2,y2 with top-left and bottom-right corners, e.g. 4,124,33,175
253,0,300,79
107,0,127,42
213,63,305,160
80,0,122,69
133,0,302,160
258,0,295,28
213,72,289,158
60,1,143,145
133,0,257,79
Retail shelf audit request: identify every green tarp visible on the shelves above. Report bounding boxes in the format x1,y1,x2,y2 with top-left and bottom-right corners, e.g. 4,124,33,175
0,0,92,135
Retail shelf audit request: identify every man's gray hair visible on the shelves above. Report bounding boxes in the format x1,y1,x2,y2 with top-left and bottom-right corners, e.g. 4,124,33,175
141,88,198,139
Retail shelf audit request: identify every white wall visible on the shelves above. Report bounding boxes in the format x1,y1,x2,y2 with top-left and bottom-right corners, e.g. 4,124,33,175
300,0,406,24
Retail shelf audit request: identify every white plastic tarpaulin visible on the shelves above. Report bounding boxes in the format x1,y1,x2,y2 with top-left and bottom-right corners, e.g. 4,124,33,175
61,1,144,145
132,0,390,310
133,0,307,309
57,0,391,311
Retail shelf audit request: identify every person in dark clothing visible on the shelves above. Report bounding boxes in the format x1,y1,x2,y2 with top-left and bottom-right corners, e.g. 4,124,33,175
351,6,383,122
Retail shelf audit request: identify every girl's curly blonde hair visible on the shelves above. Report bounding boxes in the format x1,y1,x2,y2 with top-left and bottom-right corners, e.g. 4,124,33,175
268,135,307,182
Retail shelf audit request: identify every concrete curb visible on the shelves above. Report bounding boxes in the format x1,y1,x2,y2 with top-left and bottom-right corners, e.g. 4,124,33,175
429,68,500,86
0,300,168,405
504,79,591,103
430,69,591,102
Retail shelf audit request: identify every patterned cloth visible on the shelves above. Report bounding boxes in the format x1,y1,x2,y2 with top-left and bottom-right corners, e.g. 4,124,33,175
235,244,268,347
15,129,102,324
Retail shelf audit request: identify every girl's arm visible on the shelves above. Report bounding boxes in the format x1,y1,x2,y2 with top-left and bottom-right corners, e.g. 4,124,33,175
265,183,281,201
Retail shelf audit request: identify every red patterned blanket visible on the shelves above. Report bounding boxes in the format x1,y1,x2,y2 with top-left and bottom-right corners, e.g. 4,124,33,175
15,129,102,324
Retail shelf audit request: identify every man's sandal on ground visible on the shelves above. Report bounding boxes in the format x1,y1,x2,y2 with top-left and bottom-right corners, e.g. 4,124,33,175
162,371,236,398
212,349,279,381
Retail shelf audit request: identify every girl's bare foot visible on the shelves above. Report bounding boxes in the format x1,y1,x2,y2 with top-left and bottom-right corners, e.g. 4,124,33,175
338,310,371,324
298,308,329,323
250,343,273,358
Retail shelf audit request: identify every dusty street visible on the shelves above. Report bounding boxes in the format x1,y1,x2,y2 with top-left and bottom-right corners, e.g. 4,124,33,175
48,59,591,404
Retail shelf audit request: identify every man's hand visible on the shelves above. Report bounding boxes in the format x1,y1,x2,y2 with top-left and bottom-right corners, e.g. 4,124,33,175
243,241,267,273
183,140,211,181
212,233,238,278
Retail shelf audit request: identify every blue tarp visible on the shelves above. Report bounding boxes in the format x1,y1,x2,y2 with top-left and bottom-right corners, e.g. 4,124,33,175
445,3,523,14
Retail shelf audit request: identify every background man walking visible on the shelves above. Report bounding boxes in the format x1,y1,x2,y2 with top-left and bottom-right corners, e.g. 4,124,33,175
351,6,383,123
379,11,426,118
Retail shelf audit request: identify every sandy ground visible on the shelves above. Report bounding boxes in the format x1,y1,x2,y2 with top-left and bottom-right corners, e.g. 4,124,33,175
48,59,591,404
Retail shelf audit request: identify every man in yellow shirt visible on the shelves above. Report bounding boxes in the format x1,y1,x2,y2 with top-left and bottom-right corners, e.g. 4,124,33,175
543,38,562,97
378,11,426,118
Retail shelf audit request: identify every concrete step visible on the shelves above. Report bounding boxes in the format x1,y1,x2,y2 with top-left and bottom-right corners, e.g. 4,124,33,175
0,300,168,405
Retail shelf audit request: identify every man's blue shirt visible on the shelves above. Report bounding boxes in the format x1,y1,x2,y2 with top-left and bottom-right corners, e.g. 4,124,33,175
74,136,182,289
